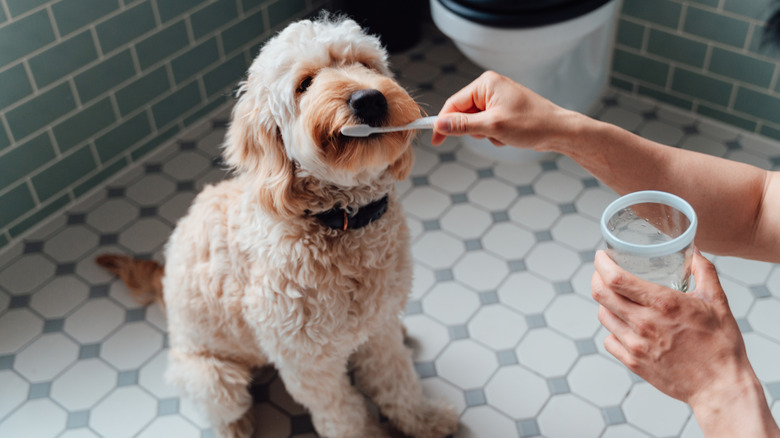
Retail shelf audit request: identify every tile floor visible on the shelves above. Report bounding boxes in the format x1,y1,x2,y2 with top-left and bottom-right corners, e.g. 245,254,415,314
2,21,780,438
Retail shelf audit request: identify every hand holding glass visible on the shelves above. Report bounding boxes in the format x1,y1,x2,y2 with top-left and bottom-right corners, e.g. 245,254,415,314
600,191,698,292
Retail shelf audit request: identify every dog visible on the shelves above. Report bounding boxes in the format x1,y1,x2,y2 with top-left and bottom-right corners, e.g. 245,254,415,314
97,15,459,438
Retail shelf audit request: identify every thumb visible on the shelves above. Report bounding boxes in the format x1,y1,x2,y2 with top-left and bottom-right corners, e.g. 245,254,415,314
690,248,724,301
436,113,486,137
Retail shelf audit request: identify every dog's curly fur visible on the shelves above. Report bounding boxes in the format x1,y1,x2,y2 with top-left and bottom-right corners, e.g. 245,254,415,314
97,15,458,438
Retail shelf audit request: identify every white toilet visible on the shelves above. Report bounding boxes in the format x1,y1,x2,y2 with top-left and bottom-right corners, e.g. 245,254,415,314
430,0,620,162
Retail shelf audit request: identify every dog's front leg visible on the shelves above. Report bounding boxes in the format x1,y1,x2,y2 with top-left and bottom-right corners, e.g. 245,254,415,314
276,357,389,438
352,318,459,438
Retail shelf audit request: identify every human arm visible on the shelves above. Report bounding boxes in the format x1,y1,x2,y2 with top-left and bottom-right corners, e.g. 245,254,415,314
432,71,780,262
592,249,780,438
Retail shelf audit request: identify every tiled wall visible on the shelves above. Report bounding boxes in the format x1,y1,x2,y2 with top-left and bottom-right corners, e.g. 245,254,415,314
0,0,330,251
612,0,780,139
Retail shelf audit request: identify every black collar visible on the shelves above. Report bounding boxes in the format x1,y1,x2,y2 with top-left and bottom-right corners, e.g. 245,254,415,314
311,195,389,231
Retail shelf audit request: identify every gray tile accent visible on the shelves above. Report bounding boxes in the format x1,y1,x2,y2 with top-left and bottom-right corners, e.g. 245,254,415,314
508,260,526,273
43,318,65,333
99,234,119,246
464,389,487,406
107,187,125,198
158,398,179,415
451,193,468,204
145,163,163,173
66,410,90,429
540,161,558,171
465,239,482,251
496,350,518,366
559,203,577,214
405,300,423,315
516,185,534,196
582,178,599,188
177,181,195,192
0,355,14,370
78,343,100,360
517,418,541,437
9,295,30,309
414,362,436,378
23,241,45,254
547,377,570,395
575,339,598,356
479,291,499,305
736,318,752,333
526,314,547,329
554,282,574,294
66,213,86,225
750,285,771,298
683,124,699,135
726,139,741,150
28,381,51,399
477,168,494,178
412,176,429,186
139,206,157,217
448,325,469,340
602,406,627,425
56,263,77,276
423,220,440,231
125,308,146,323
117,370,139,386
439,152,456,163
534,231,553,242
579,250,596,262
89,284,110,298
435,269,454,282
491,211,510,223
767,382,780,401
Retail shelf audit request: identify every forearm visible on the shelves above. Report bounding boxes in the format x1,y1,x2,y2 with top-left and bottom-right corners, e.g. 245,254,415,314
547,113,778,261
690,368,780,438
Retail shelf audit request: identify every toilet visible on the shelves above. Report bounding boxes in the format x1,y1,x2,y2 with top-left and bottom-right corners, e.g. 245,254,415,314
430,0,620,162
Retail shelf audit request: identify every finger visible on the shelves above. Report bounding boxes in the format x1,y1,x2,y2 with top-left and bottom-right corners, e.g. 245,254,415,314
603,333,640,373
591,265,642,323
593,250,657,307
597,304,632,341
690,248,725,301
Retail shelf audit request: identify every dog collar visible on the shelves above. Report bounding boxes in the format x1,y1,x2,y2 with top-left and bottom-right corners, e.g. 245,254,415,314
312,195,389,231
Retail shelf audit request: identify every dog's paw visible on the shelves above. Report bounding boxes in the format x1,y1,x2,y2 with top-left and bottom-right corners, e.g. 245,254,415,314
402,400,459,438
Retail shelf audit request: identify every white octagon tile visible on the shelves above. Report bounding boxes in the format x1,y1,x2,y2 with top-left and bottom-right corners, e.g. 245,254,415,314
622,383,690,437
482,223,535,260
681,415,706,438
0,255,55,295
86,199,138,233
126,174,176,205
412,231,464,269
525,242,581,281
30,276,89,318
64,298,125,343
407,215,423,240
395,178,412,198
768,267,780,298
508,196,560,231
468,305,528,350
0,370,28,419
101,322,164,370
598,107,643,131
402,187,451,220
538,394,604,438
436,340,498,389
422,282,480,325
90,386,157,438
745,333,780,381
516,328,578,378
550,215,601,250
109,280,143,309
15,333,78,382
51,358,117,410
748,299,780,341
411,263,436,301
453,251,509,291
137,416,200,438
118,218,172,254
493,160,542,186
139,350,178,399
0,308,43,354
568,355,632,406
429,161,478,193
498,272,555,315
440,204,492,239
457,405,518,438
485,365,549,419
455,143,496,169
403,314,450,362
421,377,467,415
44,226,99,262
0,399,67,438
467,179,517,211
533,171,583,203
575,187,618,220
638,120,684,146
159,192,197,224
76,245,125,284
179,396,210,428
163,151,211,180
410,147,439,176
715,256,774,285
545,294,600,339
571,263,596,298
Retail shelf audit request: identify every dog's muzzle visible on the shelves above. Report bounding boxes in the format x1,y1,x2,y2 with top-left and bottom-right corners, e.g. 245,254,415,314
348,89,388,126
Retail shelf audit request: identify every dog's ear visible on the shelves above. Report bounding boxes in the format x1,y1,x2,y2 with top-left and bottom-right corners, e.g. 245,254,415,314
223,80,300,217
388,144,414,181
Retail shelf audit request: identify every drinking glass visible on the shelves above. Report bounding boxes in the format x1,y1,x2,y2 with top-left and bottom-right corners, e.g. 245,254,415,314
600,191,698,292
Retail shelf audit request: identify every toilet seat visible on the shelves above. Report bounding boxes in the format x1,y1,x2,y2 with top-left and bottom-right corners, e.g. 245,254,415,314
438,0,613,27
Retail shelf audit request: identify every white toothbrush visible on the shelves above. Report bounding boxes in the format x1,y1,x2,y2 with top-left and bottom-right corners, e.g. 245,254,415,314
340,116,438,137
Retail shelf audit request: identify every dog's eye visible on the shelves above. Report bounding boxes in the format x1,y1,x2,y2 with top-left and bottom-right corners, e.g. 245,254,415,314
296,76,313,94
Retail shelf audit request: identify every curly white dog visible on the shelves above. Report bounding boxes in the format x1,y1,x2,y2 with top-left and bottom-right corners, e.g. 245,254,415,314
98,14,459,438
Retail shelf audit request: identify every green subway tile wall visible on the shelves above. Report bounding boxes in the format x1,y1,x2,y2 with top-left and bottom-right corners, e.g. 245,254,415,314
614,0,780,140
0,0,331,249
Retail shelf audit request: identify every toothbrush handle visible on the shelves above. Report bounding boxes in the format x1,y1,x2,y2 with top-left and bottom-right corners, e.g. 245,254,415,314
405,115,438,130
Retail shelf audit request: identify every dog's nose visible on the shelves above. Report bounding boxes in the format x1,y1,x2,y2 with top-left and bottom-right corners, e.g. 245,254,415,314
348,89,388,126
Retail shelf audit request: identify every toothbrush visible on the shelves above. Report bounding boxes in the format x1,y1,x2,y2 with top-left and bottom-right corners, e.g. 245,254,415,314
340,116,438,137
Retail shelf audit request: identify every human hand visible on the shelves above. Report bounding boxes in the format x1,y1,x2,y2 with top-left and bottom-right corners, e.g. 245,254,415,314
431,71,581,149
592,249,778,437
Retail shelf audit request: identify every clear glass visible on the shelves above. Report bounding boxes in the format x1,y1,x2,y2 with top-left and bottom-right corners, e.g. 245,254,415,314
601,192,697,292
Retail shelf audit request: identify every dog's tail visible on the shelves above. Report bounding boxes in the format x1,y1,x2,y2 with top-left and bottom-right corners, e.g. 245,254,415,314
96,254,164,307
